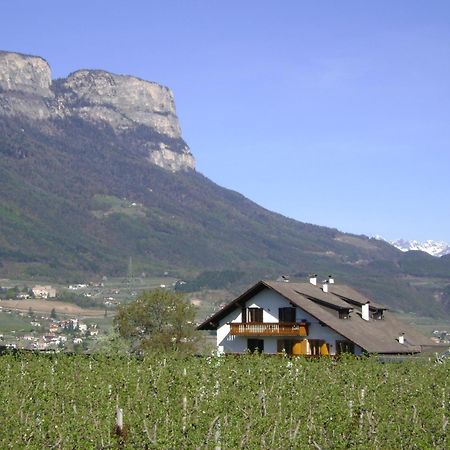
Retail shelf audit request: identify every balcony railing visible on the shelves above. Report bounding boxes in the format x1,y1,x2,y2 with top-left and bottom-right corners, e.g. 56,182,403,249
229,322,309,336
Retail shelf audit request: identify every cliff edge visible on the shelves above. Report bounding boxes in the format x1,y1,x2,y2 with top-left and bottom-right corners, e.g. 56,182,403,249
0,51,195,171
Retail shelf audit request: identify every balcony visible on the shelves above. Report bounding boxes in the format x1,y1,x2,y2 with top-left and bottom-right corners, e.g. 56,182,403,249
229,322,309,337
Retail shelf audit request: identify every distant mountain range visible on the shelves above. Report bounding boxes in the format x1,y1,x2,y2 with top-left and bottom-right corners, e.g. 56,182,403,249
1,50,450,318
375,236,450,258
391,239,450,257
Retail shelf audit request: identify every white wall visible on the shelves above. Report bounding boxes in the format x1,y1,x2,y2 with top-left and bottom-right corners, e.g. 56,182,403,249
216,288,362,355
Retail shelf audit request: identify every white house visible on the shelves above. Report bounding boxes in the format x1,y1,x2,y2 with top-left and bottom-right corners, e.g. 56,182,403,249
198,277,432,356
32,285,56,299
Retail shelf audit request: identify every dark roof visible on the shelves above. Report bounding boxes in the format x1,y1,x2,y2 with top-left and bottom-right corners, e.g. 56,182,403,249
328,285,386,309
197,280,432,354
287,282,352,309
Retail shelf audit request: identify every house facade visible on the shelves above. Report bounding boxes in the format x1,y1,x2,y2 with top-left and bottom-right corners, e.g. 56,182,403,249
198,277,431,356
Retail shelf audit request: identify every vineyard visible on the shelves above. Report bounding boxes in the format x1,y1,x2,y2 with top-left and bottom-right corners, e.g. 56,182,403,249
0,353,449,449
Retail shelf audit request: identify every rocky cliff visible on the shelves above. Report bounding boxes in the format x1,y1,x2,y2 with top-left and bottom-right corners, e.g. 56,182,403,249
0,51,195,171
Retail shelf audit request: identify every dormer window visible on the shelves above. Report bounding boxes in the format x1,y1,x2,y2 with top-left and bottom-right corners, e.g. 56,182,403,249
339,309,351,319
372,309,384,320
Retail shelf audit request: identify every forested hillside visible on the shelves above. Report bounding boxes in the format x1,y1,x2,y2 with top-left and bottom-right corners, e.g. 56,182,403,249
1,51,450,317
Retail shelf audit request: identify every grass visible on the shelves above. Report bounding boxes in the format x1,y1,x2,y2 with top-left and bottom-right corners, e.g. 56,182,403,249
0,311,34,334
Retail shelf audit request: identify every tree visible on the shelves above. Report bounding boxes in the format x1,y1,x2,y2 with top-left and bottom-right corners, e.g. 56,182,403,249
50,308,57,319
114,289,199,353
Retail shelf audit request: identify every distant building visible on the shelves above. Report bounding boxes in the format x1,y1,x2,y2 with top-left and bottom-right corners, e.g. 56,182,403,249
32,285,56,299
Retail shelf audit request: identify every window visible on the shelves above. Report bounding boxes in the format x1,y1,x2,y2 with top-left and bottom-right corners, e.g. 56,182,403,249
336,340,355,354
339,309,351,319
243,307,263,323
309,339,329,356
372,310,384,320
277,339,294,355
278,307,296,323
247,338,264,353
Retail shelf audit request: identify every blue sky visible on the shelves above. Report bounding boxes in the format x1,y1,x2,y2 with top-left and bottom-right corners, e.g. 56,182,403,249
2,1,450,242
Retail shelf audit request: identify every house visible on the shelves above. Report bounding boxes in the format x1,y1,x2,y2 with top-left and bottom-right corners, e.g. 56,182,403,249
48,323,59,333
32,285,56,299
197,276,432,356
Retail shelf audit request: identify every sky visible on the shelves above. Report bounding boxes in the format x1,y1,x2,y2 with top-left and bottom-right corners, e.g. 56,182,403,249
2,1,450,242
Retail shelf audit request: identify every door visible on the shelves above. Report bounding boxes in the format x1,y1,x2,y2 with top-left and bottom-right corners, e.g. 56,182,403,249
309,340,330,356
246,307,263,322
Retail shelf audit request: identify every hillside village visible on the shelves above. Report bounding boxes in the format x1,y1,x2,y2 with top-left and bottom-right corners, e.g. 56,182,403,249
0,282,108,352
0,274,213,352
0,307,100,352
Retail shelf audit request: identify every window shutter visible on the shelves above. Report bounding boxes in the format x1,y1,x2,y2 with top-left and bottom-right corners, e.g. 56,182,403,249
279,307,296,323
320,341,329,356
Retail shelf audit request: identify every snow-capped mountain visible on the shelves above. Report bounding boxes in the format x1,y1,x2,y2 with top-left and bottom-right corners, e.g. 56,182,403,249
378,237,450,257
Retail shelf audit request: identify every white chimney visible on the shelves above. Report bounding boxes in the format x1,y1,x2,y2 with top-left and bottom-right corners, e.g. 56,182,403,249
398,333,405,344
328,275,335,284
309,274,317,286
322,282,328,293
361,301,370,321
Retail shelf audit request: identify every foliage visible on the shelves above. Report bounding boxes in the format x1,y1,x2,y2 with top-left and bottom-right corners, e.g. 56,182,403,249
0,353,448,448
0,285,19,299
175,270,245,292
114,289,198,353
56,290,99,309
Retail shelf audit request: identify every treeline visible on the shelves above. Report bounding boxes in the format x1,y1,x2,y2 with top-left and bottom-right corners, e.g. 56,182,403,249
55,291,99,309
175,270,245,292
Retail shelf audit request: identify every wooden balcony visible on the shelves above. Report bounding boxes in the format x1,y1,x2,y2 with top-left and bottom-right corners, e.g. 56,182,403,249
229,322,309,337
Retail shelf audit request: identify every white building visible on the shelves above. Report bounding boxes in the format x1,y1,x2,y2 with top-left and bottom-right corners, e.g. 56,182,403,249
32,285,56,299
198,277,431,356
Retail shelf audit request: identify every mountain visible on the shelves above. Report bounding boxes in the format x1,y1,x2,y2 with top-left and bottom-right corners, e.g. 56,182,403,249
391,239,450,257
1,50,450,318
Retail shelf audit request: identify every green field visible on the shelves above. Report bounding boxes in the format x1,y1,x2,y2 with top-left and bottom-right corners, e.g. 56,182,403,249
0,310,35,333
0,353,448,449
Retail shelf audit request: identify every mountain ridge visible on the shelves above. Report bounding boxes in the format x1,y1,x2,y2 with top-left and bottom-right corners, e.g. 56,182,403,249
392,239,450,257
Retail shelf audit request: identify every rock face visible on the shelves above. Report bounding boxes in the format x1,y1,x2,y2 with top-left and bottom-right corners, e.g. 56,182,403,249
0,51,54,120
0,51,195,171
0,51,52,96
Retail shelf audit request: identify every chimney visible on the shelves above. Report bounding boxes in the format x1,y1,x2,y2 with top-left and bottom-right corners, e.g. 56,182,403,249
398,332,405,344
361,301,370,321
309,274,317,286
328,275,335,284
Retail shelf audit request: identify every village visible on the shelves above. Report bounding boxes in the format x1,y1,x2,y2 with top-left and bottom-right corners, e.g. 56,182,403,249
0,274,213,353
0,306,102,352
0,282,111,352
